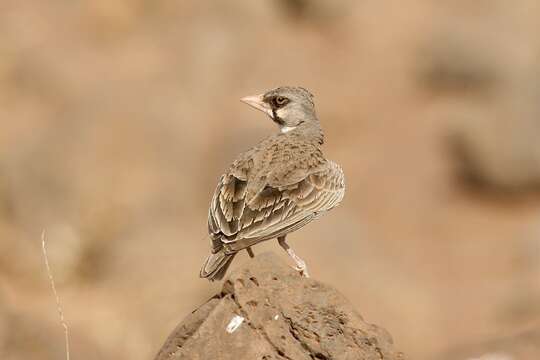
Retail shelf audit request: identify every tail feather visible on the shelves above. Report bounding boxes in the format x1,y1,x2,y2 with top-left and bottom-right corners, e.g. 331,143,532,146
200,251,236,281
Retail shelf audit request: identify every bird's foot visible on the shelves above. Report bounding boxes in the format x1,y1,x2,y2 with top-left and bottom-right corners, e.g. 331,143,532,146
293,264,310,278
290,254,309,278
278,236,310,278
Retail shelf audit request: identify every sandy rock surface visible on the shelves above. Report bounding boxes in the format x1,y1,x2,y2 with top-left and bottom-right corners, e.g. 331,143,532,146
155,253,404,360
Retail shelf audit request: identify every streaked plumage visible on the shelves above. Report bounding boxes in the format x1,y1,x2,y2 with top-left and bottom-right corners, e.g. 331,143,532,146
200,87,345,281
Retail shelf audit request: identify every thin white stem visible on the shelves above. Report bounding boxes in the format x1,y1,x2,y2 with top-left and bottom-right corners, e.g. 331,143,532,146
41,229,70,360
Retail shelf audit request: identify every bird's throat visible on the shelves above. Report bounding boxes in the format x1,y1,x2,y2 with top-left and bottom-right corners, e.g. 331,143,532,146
271,109,286,126
280,126,297,133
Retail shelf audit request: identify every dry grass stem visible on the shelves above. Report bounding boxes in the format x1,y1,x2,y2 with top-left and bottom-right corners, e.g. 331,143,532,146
41,229,70,360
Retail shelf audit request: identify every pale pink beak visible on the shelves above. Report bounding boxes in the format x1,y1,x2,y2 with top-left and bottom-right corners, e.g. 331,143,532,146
240,94,273,117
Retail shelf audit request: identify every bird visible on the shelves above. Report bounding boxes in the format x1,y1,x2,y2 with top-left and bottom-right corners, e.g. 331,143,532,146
200,86,345,281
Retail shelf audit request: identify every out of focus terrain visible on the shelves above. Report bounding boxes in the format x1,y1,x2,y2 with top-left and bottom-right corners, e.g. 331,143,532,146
1,1,540,359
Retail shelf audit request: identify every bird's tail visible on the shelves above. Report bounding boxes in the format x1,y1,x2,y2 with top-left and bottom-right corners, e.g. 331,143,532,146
199,250,236,281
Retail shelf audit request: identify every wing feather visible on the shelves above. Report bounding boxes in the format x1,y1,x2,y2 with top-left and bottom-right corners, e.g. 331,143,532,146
208,160,345,251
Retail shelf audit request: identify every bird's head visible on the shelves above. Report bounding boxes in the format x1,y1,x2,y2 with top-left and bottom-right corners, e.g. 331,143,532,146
240,86,317,133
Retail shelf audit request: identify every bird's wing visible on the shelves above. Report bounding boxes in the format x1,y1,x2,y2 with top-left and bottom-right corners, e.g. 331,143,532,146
208,160,345,252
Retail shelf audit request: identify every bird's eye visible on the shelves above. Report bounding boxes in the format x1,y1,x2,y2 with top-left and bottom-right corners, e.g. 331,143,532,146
275,96,288,106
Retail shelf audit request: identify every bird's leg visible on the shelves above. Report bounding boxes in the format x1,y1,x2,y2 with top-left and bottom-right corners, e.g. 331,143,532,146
277,236,309,277
246,247,255,258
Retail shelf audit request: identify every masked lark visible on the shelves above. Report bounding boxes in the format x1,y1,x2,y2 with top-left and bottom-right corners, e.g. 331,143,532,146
200,86,345,281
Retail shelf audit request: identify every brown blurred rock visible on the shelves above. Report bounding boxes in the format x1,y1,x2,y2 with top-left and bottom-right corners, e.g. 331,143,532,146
418,35,499,95
155,253,404,360
440,326,540,360
419,22,540,194
447,99,540,193
274,0,353,23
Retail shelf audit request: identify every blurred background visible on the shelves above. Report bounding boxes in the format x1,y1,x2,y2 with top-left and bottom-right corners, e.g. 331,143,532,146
1,1,540,359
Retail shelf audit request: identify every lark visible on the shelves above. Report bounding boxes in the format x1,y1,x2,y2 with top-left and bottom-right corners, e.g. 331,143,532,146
200,87,345,281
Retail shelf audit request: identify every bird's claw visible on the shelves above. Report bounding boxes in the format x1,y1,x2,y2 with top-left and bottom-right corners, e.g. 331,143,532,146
292,261,309,278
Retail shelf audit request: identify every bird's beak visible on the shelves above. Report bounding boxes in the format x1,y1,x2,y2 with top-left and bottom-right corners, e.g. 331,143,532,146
240,94,273,118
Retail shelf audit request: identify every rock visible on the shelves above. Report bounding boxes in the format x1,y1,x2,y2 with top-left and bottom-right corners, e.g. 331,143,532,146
274,0,353,23
155,253,404,360
447,97,540,193
417,22,540,193
440,326,540,360
417,34,500,95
